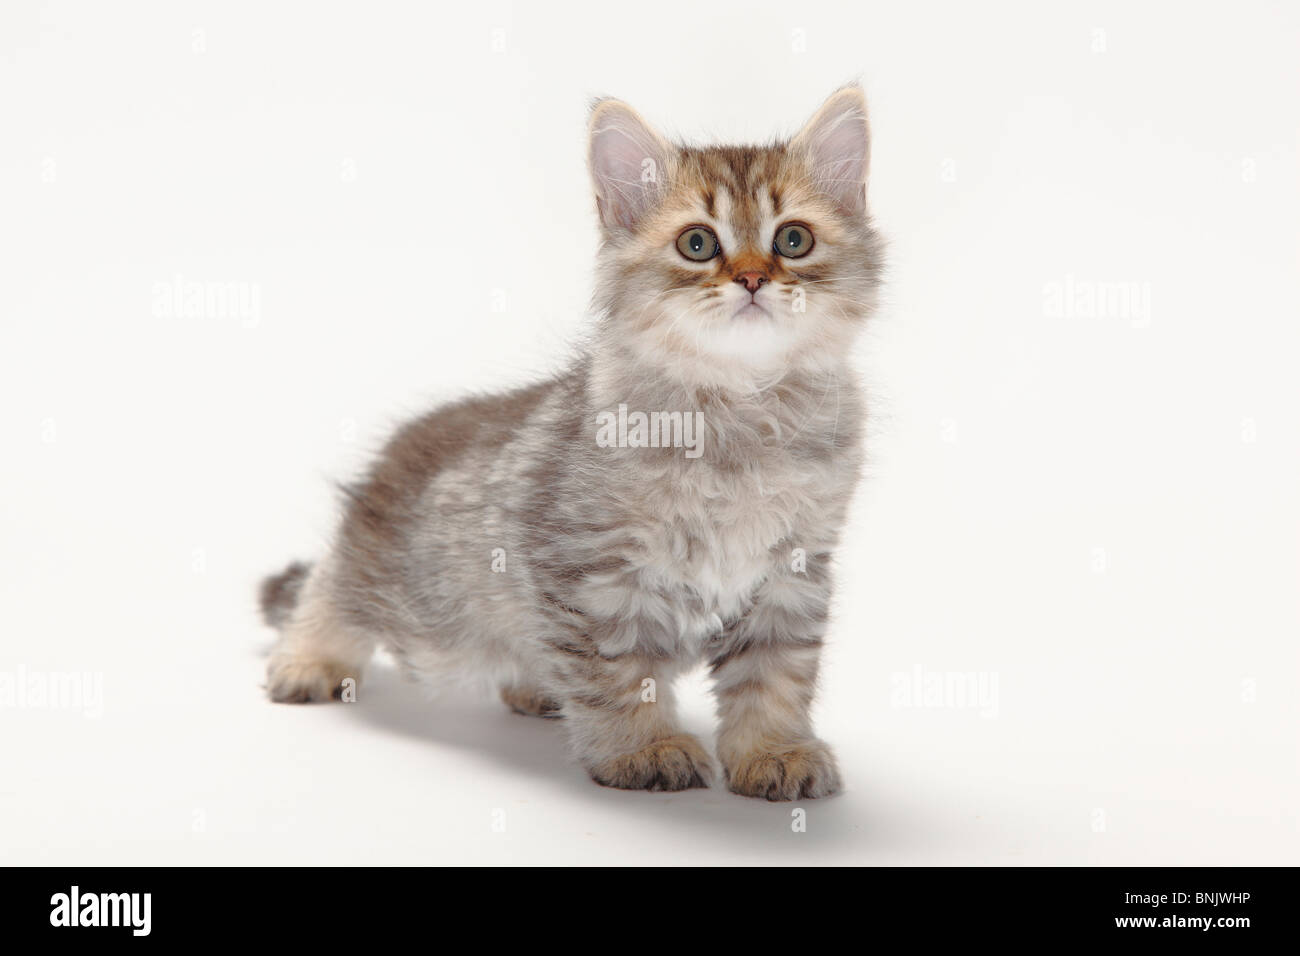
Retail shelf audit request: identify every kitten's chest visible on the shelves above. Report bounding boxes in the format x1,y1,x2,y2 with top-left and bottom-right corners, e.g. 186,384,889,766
639,447,831,620
580,375,861,646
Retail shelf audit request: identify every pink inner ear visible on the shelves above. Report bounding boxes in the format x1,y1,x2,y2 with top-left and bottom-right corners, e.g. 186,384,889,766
590,107,667,231
801,99,870,216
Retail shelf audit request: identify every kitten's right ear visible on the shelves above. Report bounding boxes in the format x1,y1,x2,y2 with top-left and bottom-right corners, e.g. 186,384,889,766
588,99,672,234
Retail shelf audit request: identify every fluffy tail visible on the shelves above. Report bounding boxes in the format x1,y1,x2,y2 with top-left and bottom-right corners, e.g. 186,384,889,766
259,561,312,629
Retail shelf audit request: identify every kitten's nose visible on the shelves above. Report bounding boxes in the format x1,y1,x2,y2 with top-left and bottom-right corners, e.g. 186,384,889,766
734,271,768,295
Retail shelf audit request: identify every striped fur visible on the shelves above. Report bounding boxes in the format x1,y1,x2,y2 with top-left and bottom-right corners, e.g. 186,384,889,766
260,87,884,798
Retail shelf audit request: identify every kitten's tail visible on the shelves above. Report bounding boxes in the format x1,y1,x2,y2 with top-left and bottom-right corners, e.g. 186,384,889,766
259,561,312,629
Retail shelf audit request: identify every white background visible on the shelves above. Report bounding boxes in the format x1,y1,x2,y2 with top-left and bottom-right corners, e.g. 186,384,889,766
2,1,1296,865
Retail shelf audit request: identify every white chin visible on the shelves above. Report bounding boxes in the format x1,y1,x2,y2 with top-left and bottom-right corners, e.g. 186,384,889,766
696,319,800,368
732,302,770,321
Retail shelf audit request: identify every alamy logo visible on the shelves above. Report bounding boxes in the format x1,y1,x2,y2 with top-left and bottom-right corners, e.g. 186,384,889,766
50,886,151,936
0,666,102,718
1042,275,1151,328
595,404,705,459
152,273,261,328
891,666,999,718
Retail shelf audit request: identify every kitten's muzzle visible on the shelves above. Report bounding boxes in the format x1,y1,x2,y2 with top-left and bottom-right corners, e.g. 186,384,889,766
733,271,769,294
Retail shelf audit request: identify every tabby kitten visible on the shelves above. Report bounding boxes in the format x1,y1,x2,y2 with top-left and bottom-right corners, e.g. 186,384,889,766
260,86,884,800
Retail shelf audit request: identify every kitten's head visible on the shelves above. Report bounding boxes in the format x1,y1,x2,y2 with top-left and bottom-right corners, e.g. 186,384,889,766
588,86,883,388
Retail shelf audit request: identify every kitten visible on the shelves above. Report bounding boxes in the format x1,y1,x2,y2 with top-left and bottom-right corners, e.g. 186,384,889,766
259,86,885,800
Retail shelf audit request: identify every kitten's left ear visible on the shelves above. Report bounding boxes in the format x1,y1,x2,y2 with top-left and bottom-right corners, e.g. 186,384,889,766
791,85,871,217
588,99,673,234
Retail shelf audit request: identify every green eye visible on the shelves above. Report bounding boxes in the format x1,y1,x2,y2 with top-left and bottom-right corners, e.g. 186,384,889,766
773,223,814,259
676,226,720,262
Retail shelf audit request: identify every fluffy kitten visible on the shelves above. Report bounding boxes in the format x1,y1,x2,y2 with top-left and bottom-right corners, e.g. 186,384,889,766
260,86,884,800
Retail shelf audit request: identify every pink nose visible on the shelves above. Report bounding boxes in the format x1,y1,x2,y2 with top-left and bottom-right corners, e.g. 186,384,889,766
734,271,768,294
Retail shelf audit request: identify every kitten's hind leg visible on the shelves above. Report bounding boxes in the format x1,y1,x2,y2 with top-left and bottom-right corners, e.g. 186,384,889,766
500,685,563,718
264,563,376,704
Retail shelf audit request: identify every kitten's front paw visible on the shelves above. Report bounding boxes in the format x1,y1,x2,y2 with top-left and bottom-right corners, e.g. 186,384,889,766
589,734,714,792
725,740,842,801
266,656,353,703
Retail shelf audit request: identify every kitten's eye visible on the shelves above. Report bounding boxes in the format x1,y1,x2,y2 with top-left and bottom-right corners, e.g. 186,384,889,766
676,226,720,262
773,223,814,259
